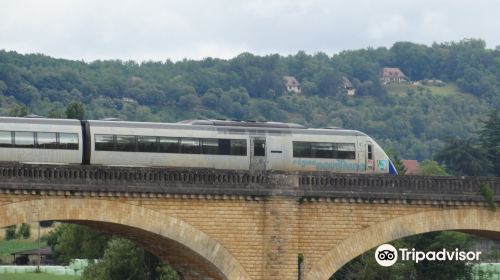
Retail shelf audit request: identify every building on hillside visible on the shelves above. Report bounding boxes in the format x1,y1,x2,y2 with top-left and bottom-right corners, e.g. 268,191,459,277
127,76,143,85
342,77,356,96
283,76,301,93
380,67,408,84
401,160,420,175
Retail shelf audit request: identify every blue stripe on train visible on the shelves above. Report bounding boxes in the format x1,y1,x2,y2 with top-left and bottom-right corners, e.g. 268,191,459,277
389,160,398,175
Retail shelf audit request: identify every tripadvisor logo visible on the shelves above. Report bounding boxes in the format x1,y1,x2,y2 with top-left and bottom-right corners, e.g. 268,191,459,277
375,244,398,267
374,244,482,267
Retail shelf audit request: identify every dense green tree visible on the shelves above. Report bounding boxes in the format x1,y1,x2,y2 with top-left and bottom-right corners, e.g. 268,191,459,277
435,138,490,176
411,231,474,280
82,239,180,280
8,104,28,117
4,225,17,240
47,224,111,263
0,80,7,95
0,40,499,161
47,107,64,118
82,239,148,280
331,231,474,280
17,223,30,239
47,224,180,279
419,160,449,176
65,102,85,120
479,111,500,176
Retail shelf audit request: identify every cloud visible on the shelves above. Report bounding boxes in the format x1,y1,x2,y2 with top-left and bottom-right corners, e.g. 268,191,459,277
1,0,500,62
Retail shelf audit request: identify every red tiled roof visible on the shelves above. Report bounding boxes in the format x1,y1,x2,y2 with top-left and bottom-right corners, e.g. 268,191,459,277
380,67,407,78
401,160,420,175
283,76,300,86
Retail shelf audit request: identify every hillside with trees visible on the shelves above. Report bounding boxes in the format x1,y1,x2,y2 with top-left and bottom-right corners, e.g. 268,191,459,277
1,38,499,161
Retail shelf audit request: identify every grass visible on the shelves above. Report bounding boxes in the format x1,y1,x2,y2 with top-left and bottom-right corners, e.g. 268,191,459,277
424,83,462,96
0,273,79,280
385,82,466,97
0,240,47,264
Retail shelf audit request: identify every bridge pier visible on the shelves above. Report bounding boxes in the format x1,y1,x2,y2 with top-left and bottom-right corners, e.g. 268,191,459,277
263,196,299,280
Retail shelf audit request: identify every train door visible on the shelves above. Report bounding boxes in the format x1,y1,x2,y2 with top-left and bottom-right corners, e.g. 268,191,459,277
365,142,374,172
267,137,286,171
250,137,266,171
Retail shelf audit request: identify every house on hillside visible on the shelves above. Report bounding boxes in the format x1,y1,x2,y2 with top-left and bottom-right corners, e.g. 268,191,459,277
283,76,301,93
379,67,408,84
342,77,356,96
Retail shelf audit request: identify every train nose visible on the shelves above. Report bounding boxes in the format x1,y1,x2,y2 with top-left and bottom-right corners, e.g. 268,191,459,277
388,160,398,175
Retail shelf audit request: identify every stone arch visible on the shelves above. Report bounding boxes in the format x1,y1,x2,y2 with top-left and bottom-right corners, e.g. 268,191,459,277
306,208,500,280
0,198,252,280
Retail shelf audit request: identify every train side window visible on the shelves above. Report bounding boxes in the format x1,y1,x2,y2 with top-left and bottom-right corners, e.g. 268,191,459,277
116,135,136,152
219,139,230,155
201,138,219,154
337,143,356,159
59,133,79,150
311,142,335,158
159,137,179,153
180,138,200,154
37,132,58,149
137,136,158,152
254,139,265,156
367,144,373,160
0,131,12,147
95,134,114,151
230,139,247,156
293,142,311,157
14,131,35,148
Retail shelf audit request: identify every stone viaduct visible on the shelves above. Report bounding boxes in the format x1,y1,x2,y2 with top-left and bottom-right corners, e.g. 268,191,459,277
0,163,499,280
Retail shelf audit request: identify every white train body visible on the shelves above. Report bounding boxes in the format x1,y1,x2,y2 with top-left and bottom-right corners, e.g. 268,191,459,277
0,117,397,174
0,117,82,164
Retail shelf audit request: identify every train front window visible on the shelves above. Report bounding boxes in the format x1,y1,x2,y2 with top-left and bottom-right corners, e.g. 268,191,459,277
37,132,57,149
95,134,114,151
0,131,12,147
14,132,35,148
59,133,79,150
367,144,373,160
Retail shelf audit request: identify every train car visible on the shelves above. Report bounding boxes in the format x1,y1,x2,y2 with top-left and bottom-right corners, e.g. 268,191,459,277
87,119,397,174
0,117,82,164
0,117,396,174
86,119,250,170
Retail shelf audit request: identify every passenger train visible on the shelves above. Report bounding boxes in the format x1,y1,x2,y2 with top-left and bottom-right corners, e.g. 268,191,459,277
0,117,397,174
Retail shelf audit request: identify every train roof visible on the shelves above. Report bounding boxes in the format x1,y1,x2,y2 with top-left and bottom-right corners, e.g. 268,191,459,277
177,119,307,129
88,119,367,136
0,116,81,125
0,117,367,136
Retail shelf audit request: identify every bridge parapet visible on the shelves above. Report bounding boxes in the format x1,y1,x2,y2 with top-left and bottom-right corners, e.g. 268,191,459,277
299,173,500,202
0,164,499,202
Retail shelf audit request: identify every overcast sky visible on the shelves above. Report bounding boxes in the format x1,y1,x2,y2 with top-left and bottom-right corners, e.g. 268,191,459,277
1,0,499,62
